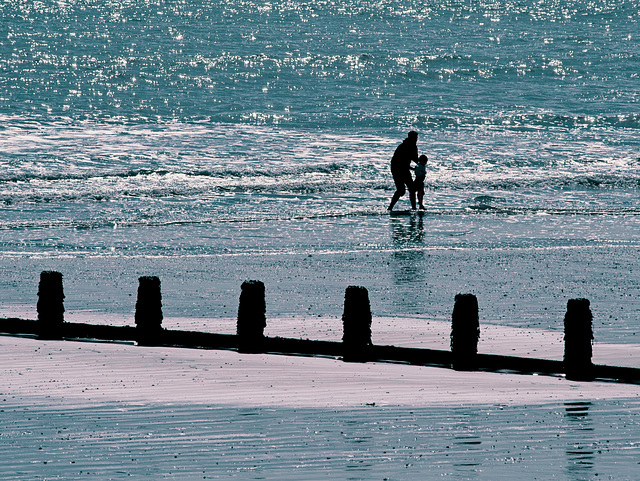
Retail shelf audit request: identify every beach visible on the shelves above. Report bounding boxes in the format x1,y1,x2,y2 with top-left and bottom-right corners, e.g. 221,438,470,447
2,191,640,481
2,223,640,480
2,240,640,480
2,235,640,479
1,334,639,480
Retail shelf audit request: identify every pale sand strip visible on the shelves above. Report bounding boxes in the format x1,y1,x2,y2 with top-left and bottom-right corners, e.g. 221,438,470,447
1,336,638,410
151,314,640,368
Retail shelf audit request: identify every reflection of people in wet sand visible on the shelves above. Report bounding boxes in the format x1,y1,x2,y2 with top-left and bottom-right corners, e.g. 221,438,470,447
414,154,428,210
387,131,418,211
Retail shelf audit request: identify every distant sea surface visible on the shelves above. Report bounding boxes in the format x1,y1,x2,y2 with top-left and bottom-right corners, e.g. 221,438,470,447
1,0,639,343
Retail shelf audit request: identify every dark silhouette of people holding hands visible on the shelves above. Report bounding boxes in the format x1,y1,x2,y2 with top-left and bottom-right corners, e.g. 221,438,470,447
387,131,418,211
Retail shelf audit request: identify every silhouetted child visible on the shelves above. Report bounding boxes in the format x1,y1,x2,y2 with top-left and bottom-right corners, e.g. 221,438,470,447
414,155,428,210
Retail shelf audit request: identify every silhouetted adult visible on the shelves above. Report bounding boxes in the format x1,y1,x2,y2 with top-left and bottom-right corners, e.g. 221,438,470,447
387,131,418,211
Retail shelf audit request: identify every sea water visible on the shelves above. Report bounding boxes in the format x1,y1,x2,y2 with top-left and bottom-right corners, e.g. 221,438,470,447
1,0,639,343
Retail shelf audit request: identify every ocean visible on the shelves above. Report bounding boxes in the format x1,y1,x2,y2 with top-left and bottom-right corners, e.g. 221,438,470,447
1,0,639,345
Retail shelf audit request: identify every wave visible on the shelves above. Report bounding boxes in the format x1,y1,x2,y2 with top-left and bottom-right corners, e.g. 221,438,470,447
394,112,640,133
0,169,169,184
2,169,640,206
0,163,351,184
430,174,640,191
465,205,640,216
1,109,639,135
215,111,640,132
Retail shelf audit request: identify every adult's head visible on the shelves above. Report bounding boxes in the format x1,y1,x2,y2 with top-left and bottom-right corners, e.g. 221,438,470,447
407,131,418,142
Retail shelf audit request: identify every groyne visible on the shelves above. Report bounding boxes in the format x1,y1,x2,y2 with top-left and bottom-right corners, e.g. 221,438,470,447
1,271,638,385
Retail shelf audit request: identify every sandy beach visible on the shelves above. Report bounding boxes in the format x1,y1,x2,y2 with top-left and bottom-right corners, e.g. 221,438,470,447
2,241,640,479
1,331,639,480
1,231,640,480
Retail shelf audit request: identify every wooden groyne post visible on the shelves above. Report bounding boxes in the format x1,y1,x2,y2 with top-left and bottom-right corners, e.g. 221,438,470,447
37,270,65,340
237,280,266,353
564,298,594,381
450,293,480,371
135,276,164,346
342,286,372,362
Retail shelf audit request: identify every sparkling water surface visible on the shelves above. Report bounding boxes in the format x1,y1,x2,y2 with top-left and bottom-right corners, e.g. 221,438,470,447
1,0,639,340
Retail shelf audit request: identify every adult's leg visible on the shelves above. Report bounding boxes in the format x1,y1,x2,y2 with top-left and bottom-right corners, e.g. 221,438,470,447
388,173,406,210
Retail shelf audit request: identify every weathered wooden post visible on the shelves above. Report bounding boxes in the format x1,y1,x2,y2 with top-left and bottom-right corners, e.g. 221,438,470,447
237,280,266,353
563,298,594,381
450,293,480,370
37,271,65,340
135,276,163,346
342,286,372,362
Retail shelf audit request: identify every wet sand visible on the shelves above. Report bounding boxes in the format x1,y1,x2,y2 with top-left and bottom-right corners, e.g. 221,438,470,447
1,335,639,480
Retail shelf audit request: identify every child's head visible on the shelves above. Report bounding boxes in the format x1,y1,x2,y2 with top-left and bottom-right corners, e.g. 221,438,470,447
418,155,428,165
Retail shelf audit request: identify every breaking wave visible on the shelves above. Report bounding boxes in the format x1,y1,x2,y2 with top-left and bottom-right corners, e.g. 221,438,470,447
2,165,639,206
